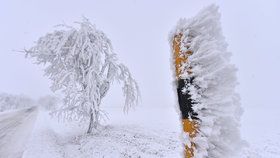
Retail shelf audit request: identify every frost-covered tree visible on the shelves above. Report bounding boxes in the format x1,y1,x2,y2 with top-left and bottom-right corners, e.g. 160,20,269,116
0,93,35,112
25,19,140,133
170,5,243,158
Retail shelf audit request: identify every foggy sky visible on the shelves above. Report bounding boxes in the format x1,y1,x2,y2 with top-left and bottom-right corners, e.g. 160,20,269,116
0,0,279,108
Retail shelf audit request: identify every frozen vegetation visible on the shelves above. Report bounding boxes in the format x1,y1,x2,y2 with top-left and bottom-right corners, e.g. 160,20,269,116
25,19,140,134
0,93,35,112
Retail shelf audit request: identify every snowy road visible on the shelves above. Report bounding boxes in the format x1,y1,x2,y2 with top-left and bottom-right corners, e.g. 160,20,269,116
0,107,38,158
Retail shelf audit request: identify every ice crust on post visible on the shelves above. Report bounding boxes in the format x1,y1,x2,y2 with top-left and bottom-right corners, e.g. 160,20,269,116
169,5,243,158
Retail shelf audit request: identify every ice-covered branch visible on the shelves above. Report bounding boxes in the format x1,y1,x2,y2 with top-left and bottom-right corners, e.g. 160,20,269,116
25,19,140,133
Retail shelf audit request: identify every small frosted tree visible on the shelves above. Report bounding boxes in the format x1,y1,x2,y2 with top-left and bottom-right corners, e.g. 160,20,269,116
25,19,140,133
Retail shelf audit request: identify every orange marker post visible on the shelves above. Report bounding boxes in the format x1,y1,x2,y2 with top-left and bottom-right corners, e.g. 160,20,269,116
172,33,199,158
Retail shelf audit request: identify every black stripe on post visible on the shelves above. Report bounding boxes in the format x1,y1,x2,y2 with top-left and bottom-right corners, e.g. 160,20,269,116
177,78,199,120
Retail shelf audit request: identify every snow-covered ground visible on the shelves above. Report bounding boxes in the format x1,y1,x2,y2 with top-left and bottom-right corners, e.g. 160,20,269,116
1,105,279,158
23,106,183,158
240,106,280,158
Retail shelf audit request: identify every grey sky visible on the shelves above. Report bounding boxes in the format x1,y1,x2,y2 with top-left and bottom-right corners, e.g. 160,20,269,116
0,0,279,108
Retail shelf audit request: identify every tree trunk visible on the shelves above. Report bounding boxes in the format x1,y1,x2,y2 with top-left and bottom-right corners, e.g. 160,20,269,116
87,106,100,134
87,108,94,134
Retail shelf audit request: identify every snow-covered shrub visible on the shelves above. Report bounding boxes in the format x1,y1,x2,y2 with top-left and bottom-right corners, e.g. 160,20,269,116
169,5,243,158
37,95,60,111
0,93,35,112
25,19,140,133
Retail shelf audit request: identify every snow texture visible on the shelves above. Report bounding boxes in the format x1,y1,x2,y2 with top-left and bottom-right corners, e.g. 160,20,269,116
23,107,183,158
169,4,244,158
